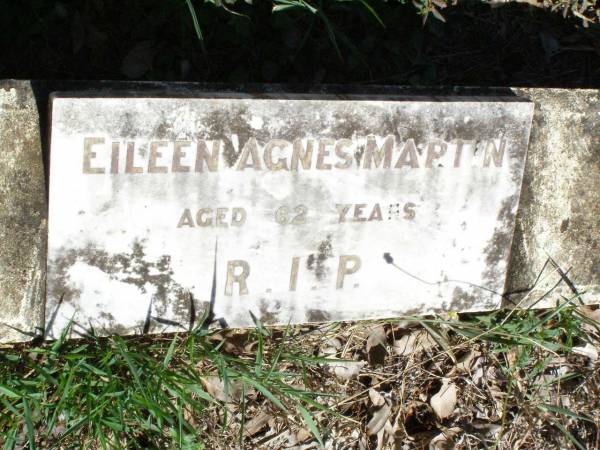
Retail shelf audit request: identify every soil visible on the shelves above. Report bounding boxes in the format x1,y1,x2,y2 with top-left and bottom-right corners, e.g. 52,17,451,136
1,1,599,87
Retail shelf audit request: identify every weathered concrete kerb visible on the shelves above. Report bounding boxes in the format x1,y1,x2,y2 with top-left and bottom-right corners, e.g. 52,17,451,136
506,88,600,307
0,80,46,343
0,81,597,343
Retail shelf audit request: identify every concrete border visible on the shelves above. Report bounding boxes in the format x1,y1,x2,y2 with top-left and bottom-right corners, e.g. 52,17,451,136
0,80,597,342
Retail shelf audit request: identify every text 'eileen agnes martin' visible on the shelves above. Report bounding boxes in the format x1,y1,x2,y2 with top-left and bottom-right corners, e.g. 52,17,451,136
81,135,509,174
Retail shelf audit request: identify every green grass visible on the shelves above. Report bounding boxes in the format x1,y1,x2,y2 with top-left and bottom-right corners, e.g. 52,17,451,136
0,320,334,449
1,292,599,448
184,0,599,50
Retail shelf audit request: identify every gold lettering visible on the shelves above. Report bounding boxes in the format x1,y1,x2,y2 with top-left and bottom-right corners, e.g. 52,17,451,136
316,139,334,170
404,202,416,220
353,204,367,222
225,260,250,296
292,205,307,224
289,256,300,291
148,141,169,173
336,204,352,222
82,137,105,174
363,135,394,169
454,139,464,168
172,141,191,173
236,138,262,171
231,208,247,226
177,208,195,228
395,139,419,169
425,140,447,168
336,255,361,289
368,204,383,221
195,140,220,172
196,208,213,227
334,139,353,169
125,142,143,174
216,208,228,227
110,142,119,174
291,139,313,170
264,139,290,170
484,139,506,167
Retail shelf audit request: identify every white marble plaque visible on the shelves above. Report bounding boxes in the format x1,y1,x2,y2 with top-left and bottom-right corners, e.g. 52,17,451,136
46,94,533,338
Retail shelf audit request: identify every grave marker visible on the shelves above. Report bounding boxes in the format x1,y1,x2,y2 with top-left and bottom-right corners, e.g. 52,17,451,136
46,94,533,338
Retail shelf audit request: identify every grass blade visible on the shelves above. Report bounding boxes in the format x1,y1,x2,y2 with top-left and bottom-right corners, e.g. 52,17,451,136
298,404,324,447
185,384,217,404
2,426,18,450
22,398,35,450
356,0,385,27
0,385,20,399
537,403,594,423
244,378,287,412
418,319,457,363
163,334,178,368
185,0,207,56
550,419,586,450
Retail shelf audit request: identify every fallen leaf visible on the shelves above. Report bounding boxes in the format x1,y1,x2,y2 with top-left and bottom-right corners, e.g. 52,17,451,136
376,416,395,449
572,343,598,361
409,430,440,448
430,379,458,420
560,394,572,409
428,427,460,450
201,375,243,403
213,331,252,355
392,320,419,333
244,411,272,437
320,337,343,356
481,366,504,419
369,388,386,407
471,421,501,438
578,306,600,334
367,326,388,365
367,404,391,436
470,356,486,385
296,427,312,443
418,321,457,363
330,360,366,380
367,326,387,348
393,330,437,356
453,350,479,373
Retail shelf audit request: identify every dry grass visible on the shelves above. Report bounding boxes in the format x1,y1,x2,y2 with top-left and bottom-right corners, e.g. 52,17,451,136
206,303,600,449
4,293,599,449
